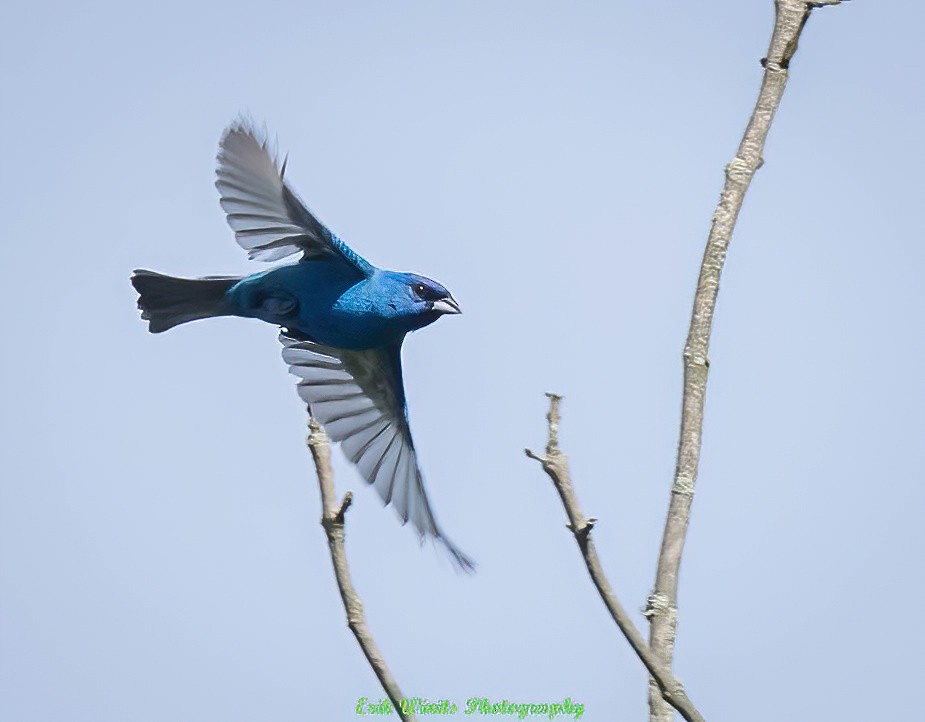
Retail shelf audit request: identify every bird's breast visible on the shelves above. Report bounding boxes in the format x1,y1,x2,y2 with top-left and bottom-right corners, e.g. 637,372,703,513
295,303,405,349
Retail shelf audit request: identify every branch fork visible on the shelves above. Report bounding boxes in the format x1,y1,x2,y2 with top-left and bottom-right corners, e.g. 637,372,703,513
526,395,705,722
524,4,846,722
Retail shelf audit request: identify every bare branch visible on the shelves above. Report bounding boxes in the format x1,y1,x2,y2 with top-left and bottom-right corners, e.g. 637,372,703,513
307,418,415,722
526,395,705,722
648,2,847,720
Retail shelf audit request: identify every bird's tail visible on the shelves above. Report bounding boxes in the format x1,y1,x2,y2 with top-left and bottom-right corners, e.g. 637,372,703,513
131,270,239,333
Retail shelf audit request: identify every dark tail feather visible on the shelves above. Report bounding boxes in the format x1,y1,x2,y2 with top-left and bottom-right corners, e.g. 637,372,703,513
131,270,239,333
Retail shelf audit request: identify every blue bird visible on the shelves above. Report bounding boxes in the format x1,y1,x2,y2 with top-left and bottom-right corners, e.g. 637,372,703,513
132,122,473,571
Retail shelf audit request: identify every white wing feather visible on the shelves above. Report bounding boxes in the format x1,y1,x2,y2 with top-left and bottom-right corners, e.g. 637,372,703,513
280,333,473,571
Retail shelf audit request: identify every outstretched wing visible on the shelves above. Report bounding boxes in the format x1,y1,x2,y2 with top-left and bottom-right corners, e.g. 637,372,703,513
215,121,374,276
280,333,474,572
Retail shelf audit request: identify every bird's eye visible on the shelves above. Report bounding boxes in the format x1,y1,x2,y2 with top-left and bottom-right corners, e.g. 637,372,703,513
413,283,427,298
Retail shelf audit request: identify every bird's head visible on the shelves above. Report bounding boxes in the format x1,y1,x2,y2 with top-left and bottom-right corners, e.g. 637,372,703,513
405,273,461,316
380,271,461,331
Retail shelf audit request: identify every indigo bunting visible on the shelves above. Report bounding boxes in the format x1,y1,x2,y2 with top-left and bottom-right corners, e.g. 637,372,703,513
132,122,473,570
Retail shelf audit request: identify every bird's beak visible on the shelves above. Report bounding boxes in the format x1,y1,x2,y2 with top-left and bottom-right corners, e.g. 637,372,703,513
431,296,462,315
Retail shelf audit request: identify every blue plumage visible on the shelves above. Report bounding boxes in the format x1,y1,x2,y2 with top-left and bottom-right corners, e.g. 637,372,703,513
132,122,472,571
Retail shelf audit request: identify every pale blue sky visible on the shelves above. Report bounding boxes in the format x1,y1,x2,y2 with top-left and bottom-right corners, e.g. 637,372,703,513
2,2,923,721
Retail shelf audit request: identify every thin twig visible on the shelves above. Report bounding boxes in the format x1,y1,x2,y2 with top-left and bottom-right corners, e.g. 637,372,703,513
526,395,705,722
647,2,846,721
307,418,415,722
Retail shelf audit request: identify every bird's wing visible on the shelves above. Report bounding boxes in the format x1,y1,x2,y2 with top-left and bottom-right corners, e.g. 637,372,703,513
280,332,474,572
215,122,375,276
